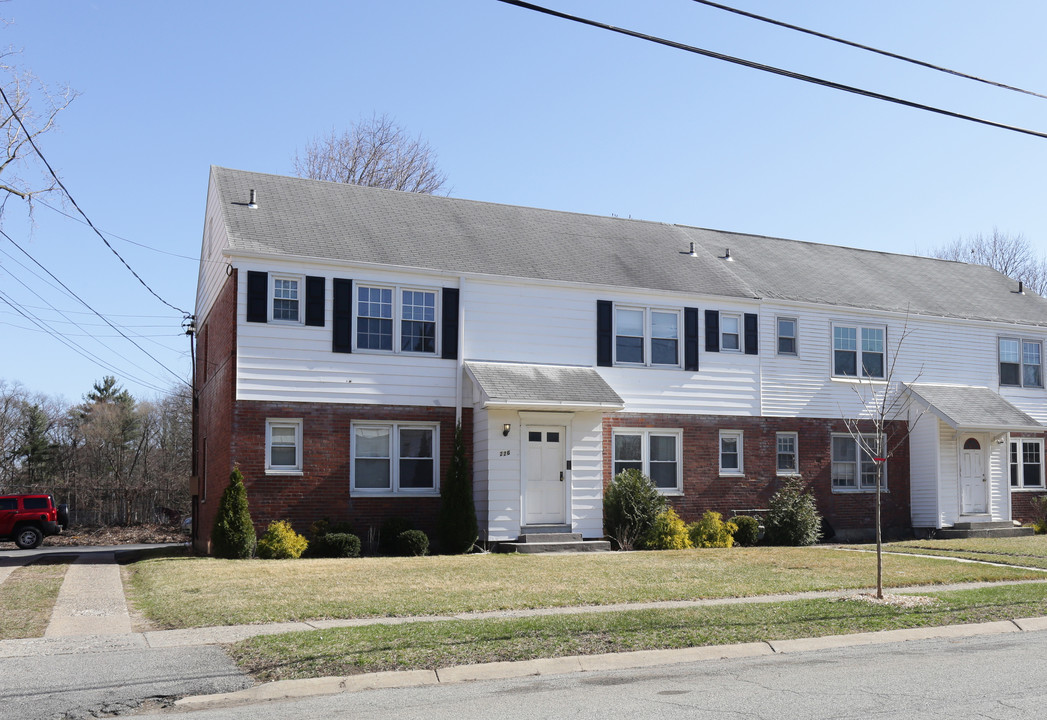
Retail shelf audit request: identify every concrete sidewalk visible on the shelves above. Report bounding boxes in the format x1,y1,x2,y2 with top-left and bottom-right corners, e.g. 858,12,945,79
45,551,133,637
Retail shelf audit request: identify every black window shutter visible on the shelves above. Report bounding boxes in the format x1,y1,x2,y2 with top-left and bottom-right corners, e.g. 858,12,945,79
596,300,613,367
305,276,325,327
332,278,352,353
744,313,759,355
246,271,268,323
684,307,699,371
704,309,719,352
441,288,459,360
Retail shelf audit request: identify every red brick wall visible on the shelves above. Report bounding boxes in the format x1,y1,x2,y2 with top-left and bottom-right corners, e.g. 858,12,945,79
604,414,911,541
225,402,471,550
193,271,237,554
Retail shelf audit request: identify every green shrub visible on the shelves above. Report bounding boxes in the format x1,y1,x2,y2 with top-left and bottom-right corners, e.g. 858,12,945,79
645,508,693,550
763,477,822,546
256,520,309,559
211,467,256,559
305,532,361,558
309,518,356,538
688,511,737,548
396,529,430,557
1030,496,1047,534
438,421,479,554
379,517,414,555
731,515,760,546
604,468,667,550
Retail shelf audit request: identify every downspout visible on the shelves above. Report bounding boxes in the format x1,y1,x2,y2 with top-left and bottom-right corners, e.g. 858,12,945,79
455,276,465,426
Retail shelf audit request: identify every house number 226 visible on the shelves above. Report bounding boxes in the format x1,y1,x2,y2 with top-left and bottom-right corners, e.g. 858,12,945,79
500,450,511,456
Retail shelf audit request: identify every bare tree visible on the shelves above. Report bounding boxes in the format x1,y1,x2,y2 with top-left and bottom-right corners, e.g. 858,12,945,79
842,321,924,599
0,44,77,214
932,229,1047,296
293,113,447,194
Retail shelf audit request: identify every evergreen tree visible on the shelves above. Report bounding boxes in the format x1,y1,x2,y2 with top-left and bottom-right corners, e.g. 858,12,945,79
211,466,256,558
438,421,477,553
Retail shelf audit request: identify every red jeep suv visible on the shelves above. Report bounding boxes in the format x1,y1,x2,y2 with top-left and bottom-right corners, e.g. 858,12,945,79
0,494,69,549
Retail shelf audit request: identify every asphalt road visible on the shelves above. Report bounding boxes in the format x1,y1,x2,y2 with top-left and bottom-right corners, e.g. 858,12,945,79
131,631,1047,720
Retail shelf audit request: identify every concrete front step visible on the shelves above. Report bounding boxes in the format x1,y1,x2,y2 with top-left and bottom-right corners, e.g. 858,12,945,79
952,521,1017,530
937,526,1035,539
518,533,582,543
495,540,612,554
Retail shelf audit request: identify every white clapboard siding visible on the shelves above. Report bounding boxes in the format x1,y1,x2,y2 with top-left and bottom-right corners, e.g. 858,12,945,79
938,427,960,526
484,407,523,541
471,403,490,539
908,414,941,528
988,444,1009,523
569,412,606,539
195,176,231,324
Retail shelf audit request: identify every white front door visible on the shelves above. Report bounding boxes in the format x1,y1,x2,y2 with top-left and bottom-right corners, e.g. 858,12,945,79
960,436,987,515
524,426,566,525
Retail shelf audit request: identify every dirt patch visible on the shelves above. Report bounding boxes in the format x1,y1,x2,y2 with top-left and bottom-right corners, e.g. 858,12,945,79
42,524,188,547
838,592,939,608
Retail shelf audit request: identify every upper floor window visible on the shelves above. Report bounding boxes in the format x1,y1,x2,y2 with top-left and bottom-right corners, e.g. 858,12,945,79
1010,439,1044,489
833,324,884,378
777,317,797,356
612,428,682,493
831,434,884,491
356,285,437,354
720,314,740,352
272,276,301,322
614,306,680,367
999,337,1043,388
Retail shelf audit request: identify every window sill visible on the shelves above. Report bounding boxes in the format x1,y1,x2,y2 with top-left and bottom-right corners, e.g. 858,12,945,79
831,488,889,494
351,490,440,498
351,348,441,359
776,471,800,478
1011,487,1047,492
830,376,886,384
719,472,746,478
658,490,684,497
265,469,304,476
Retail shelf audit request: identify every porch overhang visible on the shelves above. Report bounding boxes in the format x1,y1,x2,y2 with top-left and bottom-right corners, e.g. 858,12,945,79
465,361,625,412
904,383,1043,434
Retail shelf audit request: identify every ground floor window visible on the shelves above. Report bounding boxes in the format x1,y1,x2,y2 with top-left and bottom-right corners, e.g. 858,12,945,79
265,419,303,473
776,432,798,475
612,428,682,492
351,422,439,494
831,434,884,491
1010,439,1044,489
719,430,743,475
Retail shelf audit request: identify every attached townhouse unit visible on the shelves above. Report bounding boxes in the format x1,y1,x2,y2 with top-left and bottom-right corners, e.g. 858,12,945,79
191,166,1047,553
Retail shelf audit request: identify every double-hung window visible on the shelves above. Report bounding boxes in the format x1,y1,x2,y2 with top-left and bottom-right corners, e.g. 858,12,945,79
777,317,797,356
833,324,885,378
266,419,303,473
272,276,301,322
1010,439,1044,489
612,428,682,492
776,432,798,475
614,306,680,367
356,285,438,354
719,430,743,475
999,337,1043,388
352,422,439,494
831,434,883,491
720,314,741,352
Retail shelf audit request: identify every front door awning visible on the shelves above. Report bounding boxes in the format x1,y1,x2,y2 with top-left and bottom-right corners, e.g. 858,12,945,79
465,361,624,411
904,383,1043,433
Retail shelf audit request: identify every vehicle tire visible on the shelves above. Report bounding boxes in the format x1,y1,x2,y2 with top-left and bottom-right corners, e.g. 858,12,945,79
57,504,69,529
14,525,42,550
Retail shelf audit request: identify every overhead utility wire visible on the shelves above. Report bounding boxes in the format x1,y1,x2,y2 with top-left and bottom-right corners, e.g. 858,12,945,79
496,0,1047,140
690,0,1047,100
0,228,188,386
0,85,191,316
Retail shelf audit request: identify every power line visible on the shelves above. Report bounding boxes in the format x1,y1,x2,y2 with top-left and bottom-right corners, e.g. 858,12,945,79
0,84,192,316
0,229,188,386
689,0,1047,101
496,0,1047,140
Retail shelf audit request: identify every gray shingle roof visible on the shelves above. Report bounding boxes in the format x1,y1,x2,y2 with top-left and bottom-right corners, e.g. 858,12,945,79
466,362,624,408
905,383,1042,431
212,166,1047,326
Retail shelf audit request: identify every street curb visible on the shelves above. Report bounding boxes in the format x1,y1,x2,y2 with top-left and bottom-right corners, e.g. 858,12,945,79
173,619,1046,709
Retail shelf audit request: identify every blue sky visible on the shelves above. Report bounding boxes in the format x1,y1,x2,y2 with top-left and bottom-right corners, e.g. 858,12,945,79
2,0,1045,402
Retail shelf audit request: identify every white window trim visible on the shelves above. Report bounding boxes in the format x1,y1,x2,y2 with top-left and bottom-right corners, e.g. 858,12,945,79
350,421,440,496
775,431,799,476
611,428,683,494
719,313,742,353
719,429,744,476
1009,437,1045,490
831,433,887,493
612,304,683,368
265,418,303,475
831,322,887,380
999,336,1044,389
270,274,304,324
353,283,440,356
776,316,798,357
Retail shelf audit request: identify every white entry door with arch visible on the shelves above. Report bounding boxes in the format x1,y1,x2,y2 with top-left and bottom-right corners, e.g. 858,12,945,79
523,425,567,525
959,435,988,515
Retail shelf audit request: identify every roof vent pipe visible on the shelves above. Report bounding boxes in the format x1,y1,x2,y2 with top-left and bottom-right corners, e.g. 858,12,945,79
724,248,733,261
248,189,258,209
689,241,697,257
1019,280,1024,294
